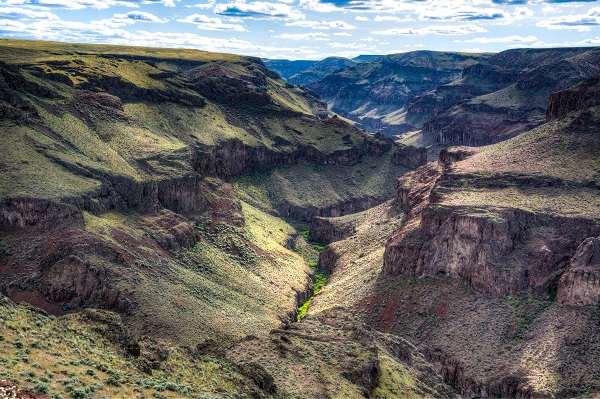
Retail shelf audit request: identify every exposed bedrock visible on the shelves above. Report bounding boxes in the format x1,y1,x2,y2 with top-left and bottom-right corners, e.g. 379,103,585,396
547,73,600,121
317,245,341,274
423,348,532,399
309,216,355,243
392,144,428,169
198,133,389,177
2,226,133,314
383,164,600,299
557,236,600,306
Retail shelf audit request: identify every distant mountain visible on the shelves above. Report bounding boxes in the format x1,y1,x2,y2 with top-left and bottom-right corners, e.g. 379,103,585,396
420,47,600,145
310,51,491,135
262,58,317,80
288,56,359,86
352,54,382,62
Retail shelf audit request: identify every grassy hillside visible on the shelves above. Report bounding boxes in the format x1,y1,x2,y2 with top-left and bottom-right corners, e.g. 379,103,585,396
0,295,280,399
439,106,600,218
0,39,412,367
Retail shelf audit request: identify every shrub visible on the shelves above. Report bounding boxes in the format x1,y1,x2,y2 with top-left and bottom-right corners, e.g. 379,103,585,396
33,381,49,394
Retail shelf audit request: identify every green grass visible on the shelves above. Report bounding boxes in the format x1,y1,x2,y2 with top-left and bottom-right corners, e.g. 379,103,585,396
0,297,264,399
234,151,409,215
297,273,330,322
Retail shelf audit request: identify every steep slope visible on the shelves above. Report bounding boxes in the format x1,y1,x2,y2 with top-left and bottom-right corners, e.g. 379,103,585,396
0,39,406,348
423,47,600,146
228,307,457,399
262,59,317,81
310,51,491,135
288,56,358,86
309,79,600,397
0,296,278,399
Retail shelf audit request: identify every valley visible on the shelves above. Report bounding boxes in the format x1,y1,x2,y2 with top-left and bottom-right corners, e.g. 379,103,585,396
0,39,599,399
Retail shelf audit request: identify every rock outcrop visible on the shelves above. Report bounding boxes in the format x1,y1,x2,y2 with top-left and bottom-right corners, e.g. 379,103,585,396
392,144,428,169
557,236,600,306
424,48,600,146
547,72,600,121
310,51,489,135
309,216,355,243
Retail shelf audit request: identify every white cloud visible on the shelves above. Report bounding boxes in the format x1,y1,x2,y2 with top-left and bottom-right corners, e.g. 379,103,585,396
537,7,600,31
374,15,413,22
285,20,355,29
0,6,59,20
328,41,375,50
355,16,369,21
214,1,304,20
0,18,318,58
300,0,416,14
187,3,213,9
4,0,177,9
372,24,487,36
542,5,558,14
95,11,167,28
273,32,328,40
419,6,508,22
531,37,600,47
333,32,352,36
178,13,246,31
462,35,537,43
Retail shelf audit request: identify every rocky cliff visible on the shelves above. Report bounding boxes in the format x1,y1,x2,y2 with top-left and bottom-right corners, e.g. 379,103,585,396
423,48,600,146
310,51,489,135
547,72,600,121
557,236,600,306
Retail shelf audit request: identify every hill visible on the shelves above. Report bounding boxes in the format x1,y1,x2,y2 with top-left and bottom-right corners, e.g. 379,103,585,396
422,47,600,145
0,39,411,347
309,51,491,135
311,48,600,146
308,74,600,398
261,59,317,81
288,56,359,86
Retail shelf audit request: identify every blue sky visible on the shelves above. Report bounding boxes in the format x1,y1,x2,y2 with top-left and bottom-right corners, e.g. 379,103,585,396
0,0,599,59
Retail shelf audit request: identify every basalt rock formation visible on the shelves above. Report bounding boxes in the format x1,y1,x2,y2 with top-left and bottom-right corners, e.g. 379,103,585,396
557,236,600,306
310,51,489,135
0,39,402,347
547,72,600,121
307,77,600,398
419,48,600,146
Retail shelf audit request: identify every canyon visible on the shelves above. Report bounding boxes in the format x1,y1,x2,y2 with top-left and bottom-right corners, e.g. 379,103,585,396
0,39,599,399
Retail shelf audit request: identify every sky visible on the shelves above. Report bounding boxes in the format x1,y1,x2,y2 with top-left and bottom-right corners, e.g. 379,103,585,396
0,0,599,59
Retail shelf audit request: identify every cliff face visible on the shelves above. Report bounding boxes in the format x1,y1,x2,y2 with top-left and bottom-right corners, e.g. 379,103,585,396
547,72,600,121
423,48,600,146
557,236,600,306
310,51,489,135
385,75,600,301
